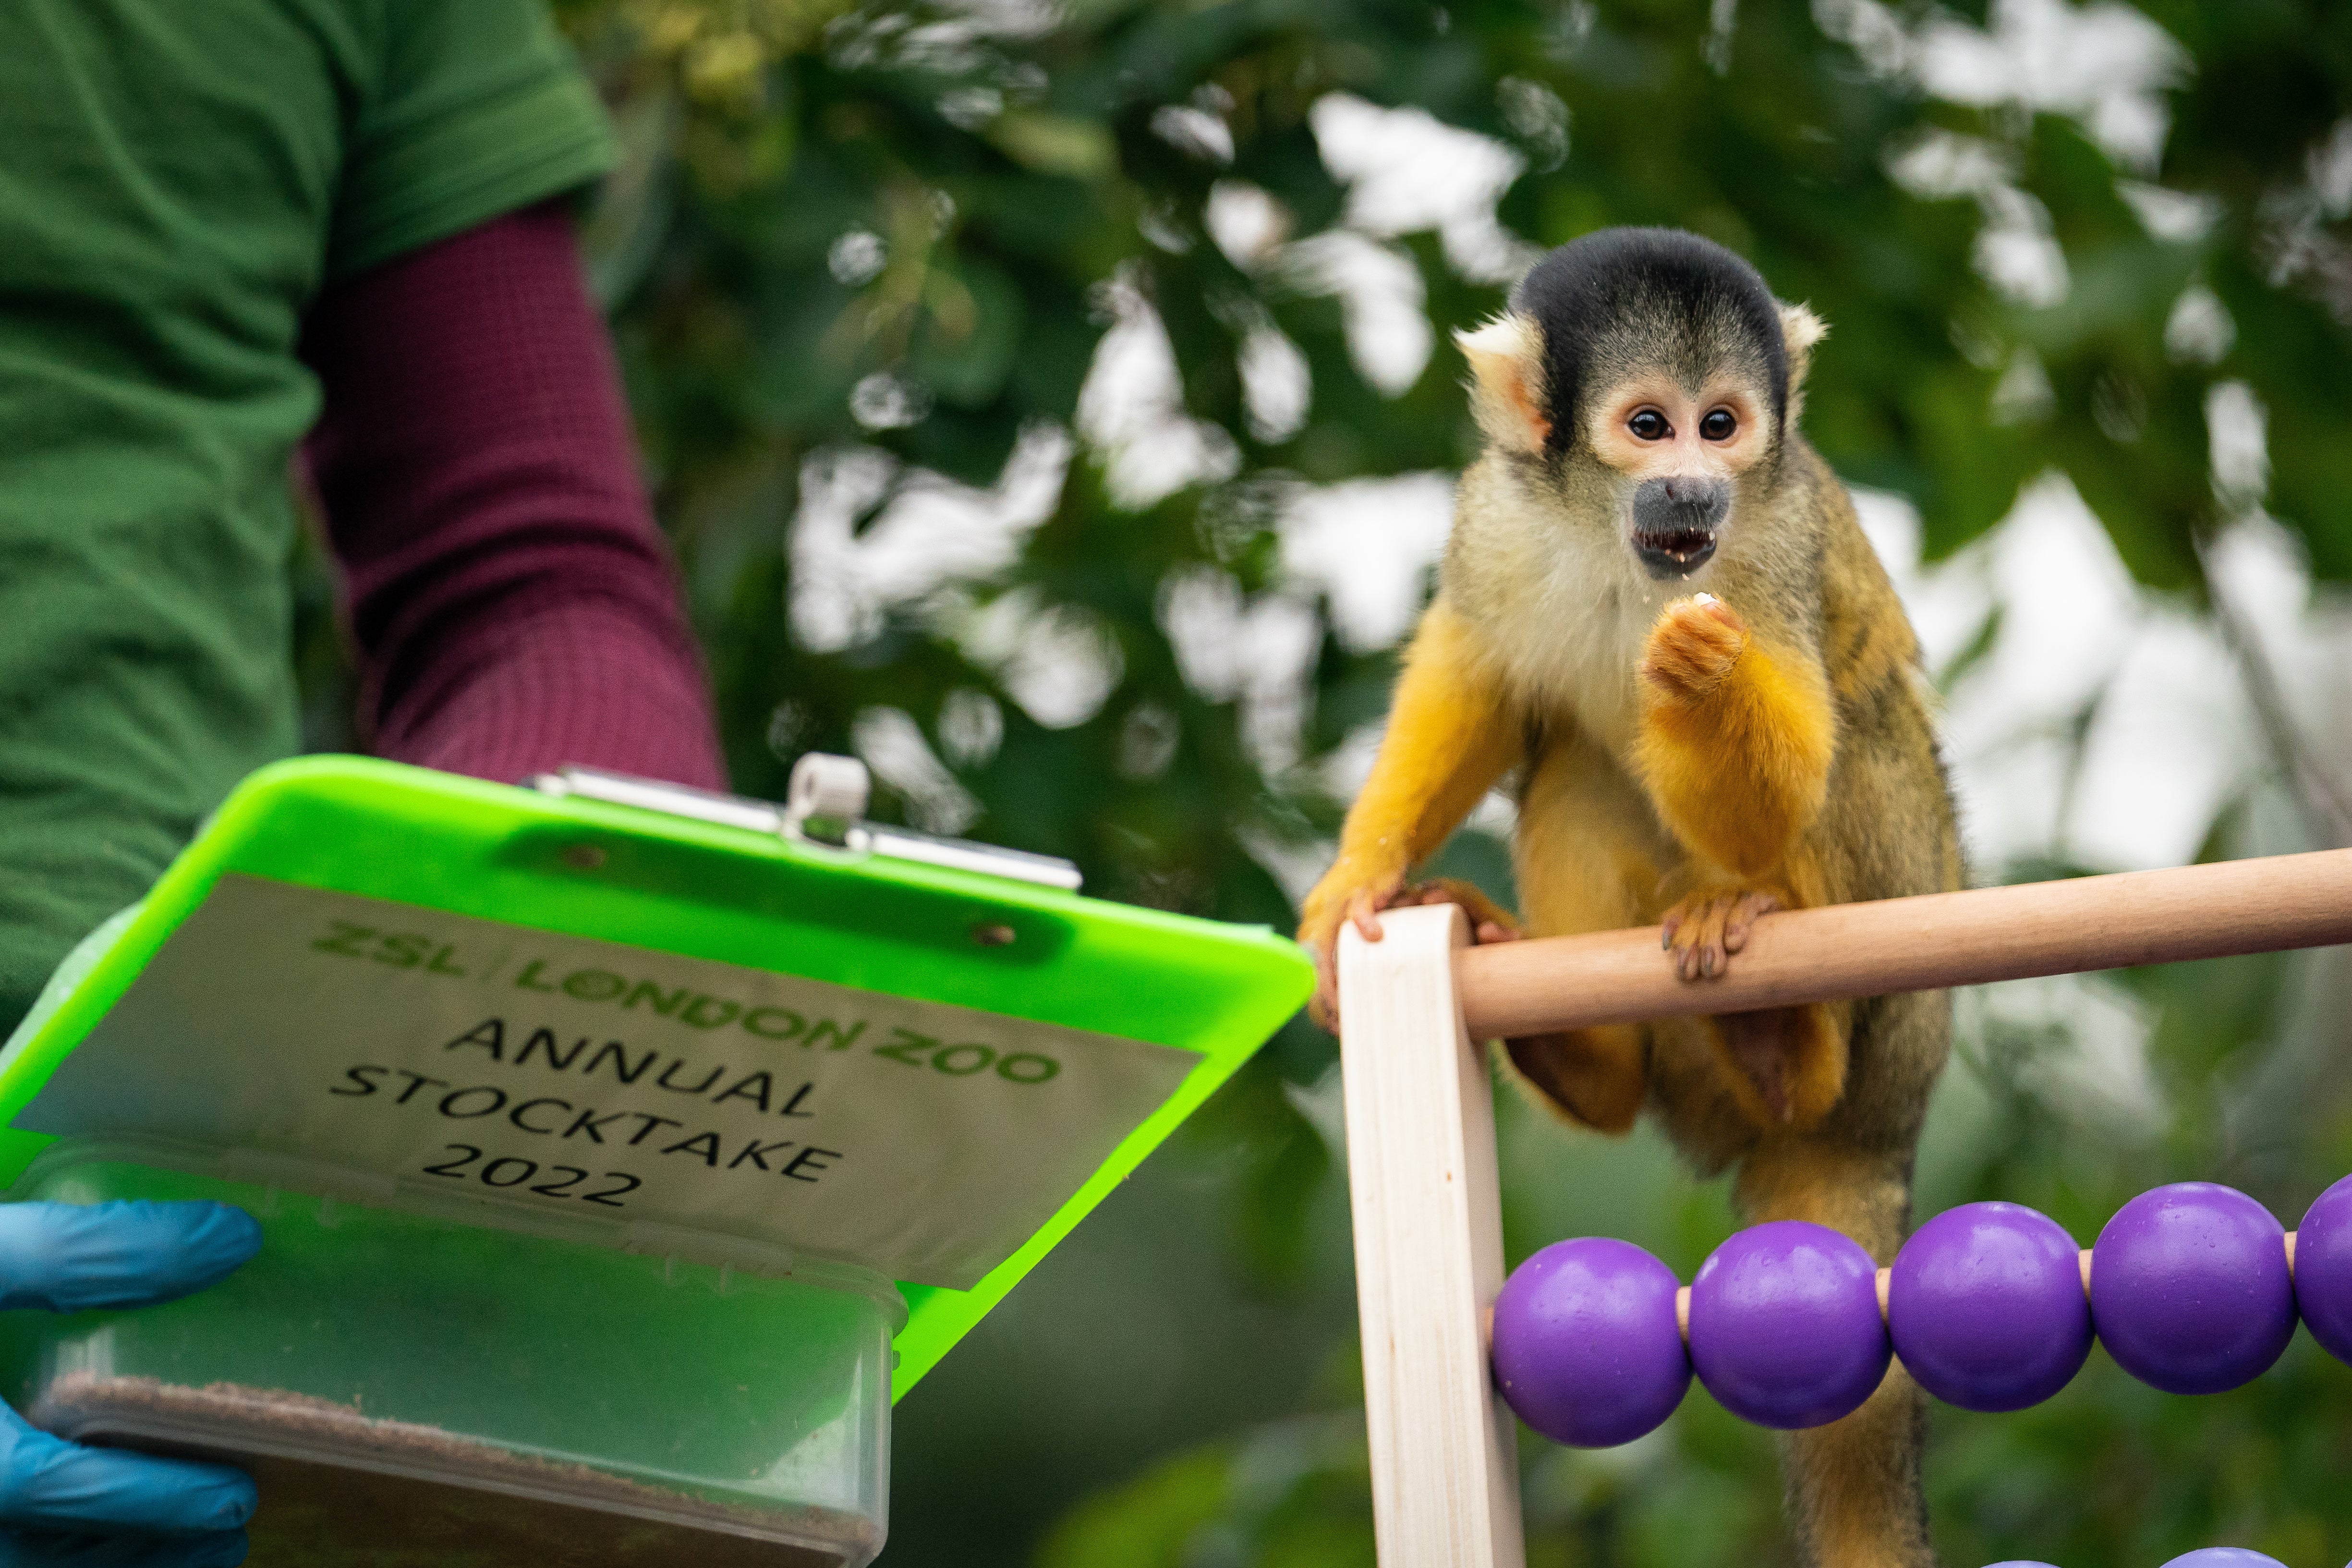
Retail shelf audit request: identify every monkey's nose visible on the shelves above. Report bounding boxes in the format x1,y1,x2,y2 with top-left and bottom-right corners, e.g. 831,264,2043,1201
1630,475,1728,579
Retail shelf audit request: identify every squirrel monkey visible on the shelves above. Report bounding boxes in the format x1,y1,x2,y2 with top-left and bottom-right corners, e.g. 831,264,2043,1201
1299,228,1961,1568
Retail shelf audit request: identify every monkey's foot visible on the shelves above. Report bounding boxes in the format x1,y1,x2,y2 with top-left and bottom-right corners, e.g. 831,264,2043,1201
1660,887,1782,982
1299,874,1517,1031
1399,876,1522,947
1640,595,1749,705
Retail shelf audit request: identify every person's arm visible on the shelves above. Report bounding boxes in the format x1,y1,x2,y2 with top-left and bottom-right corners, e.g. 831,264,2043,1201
299,202,727,790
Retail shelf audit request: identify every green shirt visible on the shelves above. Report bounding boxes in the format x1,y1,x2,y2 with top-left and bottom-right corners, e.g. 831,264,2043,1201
0,0,615,1030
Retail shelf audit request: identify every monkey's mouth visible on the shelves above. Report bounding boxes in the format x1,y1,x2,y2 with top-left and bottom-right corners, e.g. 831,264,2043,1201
1631,523,1718,578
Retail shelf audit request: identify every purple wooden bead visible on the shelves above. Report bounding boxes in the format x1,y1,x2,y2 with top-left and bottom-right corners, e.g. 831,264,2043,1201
2293,1172,2352,1363
1491,1238,1689,1448
1888,1202,2091,1412
2090,1182,2296,1396
1687,1220,1889,1430
2158,1552,2287,1568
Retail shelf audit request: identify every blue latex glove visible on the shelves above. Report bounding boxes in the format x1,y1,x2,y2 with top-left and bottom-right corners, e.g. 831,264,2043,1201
0,1202,262,1567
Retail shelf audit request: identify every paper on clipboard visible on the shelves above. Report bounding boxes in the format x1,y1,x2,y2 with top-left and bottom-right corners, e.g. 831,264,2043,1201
14,874,1200,1289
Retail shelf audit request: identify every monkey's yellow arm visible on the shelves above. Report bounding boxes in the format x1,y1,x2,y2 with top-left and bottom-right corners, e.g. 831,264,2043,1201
1634,598,1835,883
1299,599,1521,969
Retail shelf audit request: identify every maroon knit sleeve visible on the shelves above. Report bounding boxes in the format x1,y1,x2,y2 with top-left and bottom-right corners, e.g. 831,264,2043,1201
299,201,727,790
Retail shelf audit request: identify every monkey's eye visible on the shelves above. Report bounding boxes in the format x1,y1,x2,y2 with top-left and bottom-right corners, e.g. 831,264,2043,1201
1628,409,1670,441
1701,408,1737,440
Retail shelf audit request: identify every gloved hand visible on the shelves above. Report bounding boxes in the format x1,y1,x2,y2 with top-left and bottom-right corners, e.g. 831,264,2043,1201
0,1202,262,1567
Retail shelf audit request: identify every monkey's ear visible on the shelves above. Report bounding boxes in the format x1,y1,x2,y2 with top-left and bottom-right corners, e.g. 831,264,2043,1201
1778,302,1828,430
1455,313,1551,455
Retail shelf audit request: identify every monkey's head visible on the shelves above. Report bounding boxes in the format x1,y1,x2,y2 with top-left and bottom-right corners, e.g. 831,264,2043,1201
1455,228,1824,582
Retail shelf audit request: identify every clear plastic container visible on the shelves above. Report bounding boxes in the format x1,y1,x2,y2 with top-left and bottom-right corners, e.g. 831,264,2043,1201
4,1139,900,1567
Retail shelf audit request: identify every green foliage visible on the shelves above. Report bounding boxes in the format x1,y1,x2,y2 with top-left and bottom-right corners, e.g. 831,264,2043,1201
1035,1417,1378,1568
554,0,2351,914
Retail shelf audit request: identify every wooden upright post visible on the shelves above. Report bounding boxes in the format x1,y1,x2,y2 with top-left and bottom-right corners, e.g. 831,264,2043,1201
1338,903,1524,1568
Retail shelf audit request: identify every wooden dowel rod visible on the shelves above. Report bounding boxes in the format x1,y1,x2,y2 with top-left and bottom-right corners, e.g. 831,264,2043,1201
1456,848,2352,1042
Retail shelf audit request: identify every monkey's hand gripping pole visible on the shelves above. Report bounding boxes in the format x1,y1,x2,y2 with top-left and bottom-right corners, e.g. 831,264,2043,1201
1334,849,2352,1568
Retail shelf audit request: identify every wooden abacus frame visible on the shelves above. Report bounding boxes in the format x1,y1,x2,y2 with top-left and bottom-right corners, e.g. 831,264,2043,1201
1333,849,2352,1568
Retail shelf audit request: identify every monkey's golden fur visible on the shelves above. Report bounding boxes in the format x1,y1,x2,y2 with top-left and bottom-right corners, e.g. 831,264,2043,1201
1300,233,1961,1568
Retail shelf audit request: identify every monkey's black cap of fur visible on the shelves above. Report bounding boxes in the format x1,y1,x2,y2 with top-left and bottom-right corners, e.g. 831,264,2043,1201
1509,228,1789,458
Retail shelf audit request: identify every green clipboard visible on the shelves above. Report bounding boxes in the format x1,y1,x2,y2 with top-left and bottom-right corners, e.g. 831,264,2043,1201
0,754,1312,1397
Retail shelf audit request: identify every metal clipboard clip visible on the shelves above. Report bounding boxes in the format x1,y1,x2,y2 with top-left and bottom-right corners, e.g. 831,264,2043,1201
529,755,1082,893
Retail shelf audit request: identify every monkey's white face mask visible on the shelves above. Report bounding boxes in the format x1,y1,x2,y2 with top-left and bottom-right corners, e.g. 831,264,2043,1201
1454,306,1820,586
